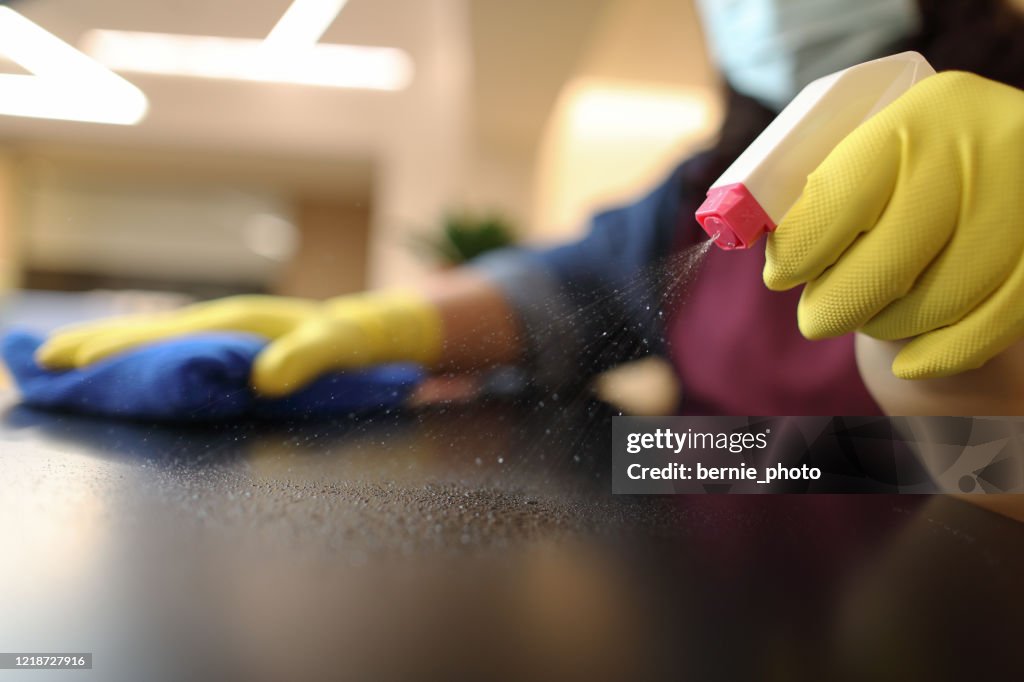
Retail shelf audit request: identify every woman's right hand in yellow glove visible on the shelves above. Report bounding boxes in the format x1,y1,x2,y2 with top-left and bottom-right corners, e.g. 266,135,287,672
36,292,444,396
765,72,1024,379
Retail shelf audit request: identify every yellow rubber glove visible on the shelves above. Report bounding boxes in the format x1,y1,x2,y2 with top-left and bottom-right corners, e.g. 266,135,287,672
764,71,1024,379
36,292,444,396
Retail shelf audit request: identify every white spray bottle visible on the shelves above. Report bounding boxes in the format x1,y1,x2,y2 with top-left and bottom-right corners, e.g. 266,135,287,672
695,51,934,249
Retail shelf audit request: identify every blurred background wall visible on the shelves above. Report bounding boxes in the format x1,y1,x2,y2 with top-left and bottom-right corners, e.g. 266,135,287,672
0,0,719,297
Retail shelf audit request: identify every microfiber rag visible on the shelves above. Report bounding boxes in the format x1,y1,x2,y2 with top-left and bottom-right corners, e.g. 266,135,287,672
1,330,424,422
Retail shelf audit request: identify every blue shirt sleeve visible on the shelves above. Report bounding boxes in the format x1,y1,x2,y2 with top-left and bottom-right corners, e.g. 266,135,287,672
470,162,691,387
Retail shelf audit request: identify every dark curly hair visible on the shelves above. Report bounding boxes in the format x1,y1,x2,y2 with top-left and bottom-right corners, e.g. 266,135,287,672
906,0,1024,89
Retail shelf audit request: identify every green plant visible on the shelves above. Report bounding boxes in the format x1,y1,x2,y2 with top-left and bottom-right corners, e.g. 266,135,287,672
412,212,517,266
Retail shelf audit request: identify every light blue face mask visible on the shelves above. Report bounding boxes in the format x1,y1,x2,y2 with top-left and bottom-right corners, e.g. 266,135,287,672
695,0,921,110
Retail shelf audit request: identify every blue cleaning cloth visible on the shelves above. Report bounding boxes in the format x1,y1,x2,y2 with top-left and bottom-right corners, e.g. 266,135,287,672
1,330,424,422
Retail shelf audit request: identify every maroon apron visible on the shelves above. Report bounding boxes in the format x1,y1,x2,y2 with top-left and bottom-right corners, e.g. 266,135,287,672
665,236,882,416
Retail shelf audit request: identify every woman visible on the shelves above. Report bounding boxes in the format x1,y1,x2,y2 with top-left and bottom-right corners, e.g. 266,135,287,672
36,0,1024,416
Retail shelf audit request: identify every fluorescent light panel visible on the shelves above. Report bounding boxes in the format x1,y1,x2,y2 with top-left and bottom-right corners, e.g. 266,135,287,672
0,7,148,124
265,0,350,48
82,29,413,91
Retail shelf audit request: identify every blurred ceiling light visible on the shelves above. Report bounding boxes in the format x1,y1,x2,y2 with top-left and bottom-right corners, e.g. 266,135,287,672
532,78,719,238
82,31,412,91
81,0,413,91
265,0,350,49
568,84,711,140
0,7,148,124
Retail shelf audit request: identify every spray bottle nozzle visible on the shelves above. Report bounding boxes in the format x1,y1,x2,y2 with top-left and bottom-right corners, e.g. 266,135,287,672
695,183,776,250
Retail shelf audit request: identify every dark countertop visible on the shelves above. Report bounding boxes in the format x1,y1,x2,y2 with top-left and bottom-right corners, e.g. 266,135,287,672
2,393,1023,682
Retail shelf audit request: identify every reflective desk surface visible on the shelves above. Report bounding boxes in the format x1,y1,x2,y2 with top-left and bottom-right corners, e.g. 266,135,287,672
2,393,1023,682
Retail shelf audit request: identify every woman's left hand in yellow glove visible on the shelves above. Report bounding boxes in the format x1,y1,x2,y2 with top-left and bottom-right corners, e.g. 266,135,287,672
35,292,443,396
764,71,1024,379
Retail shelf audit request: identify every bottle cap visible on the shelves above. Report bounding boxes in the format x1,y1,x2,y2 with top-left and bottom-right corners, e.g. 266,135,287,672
695,183,776,250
